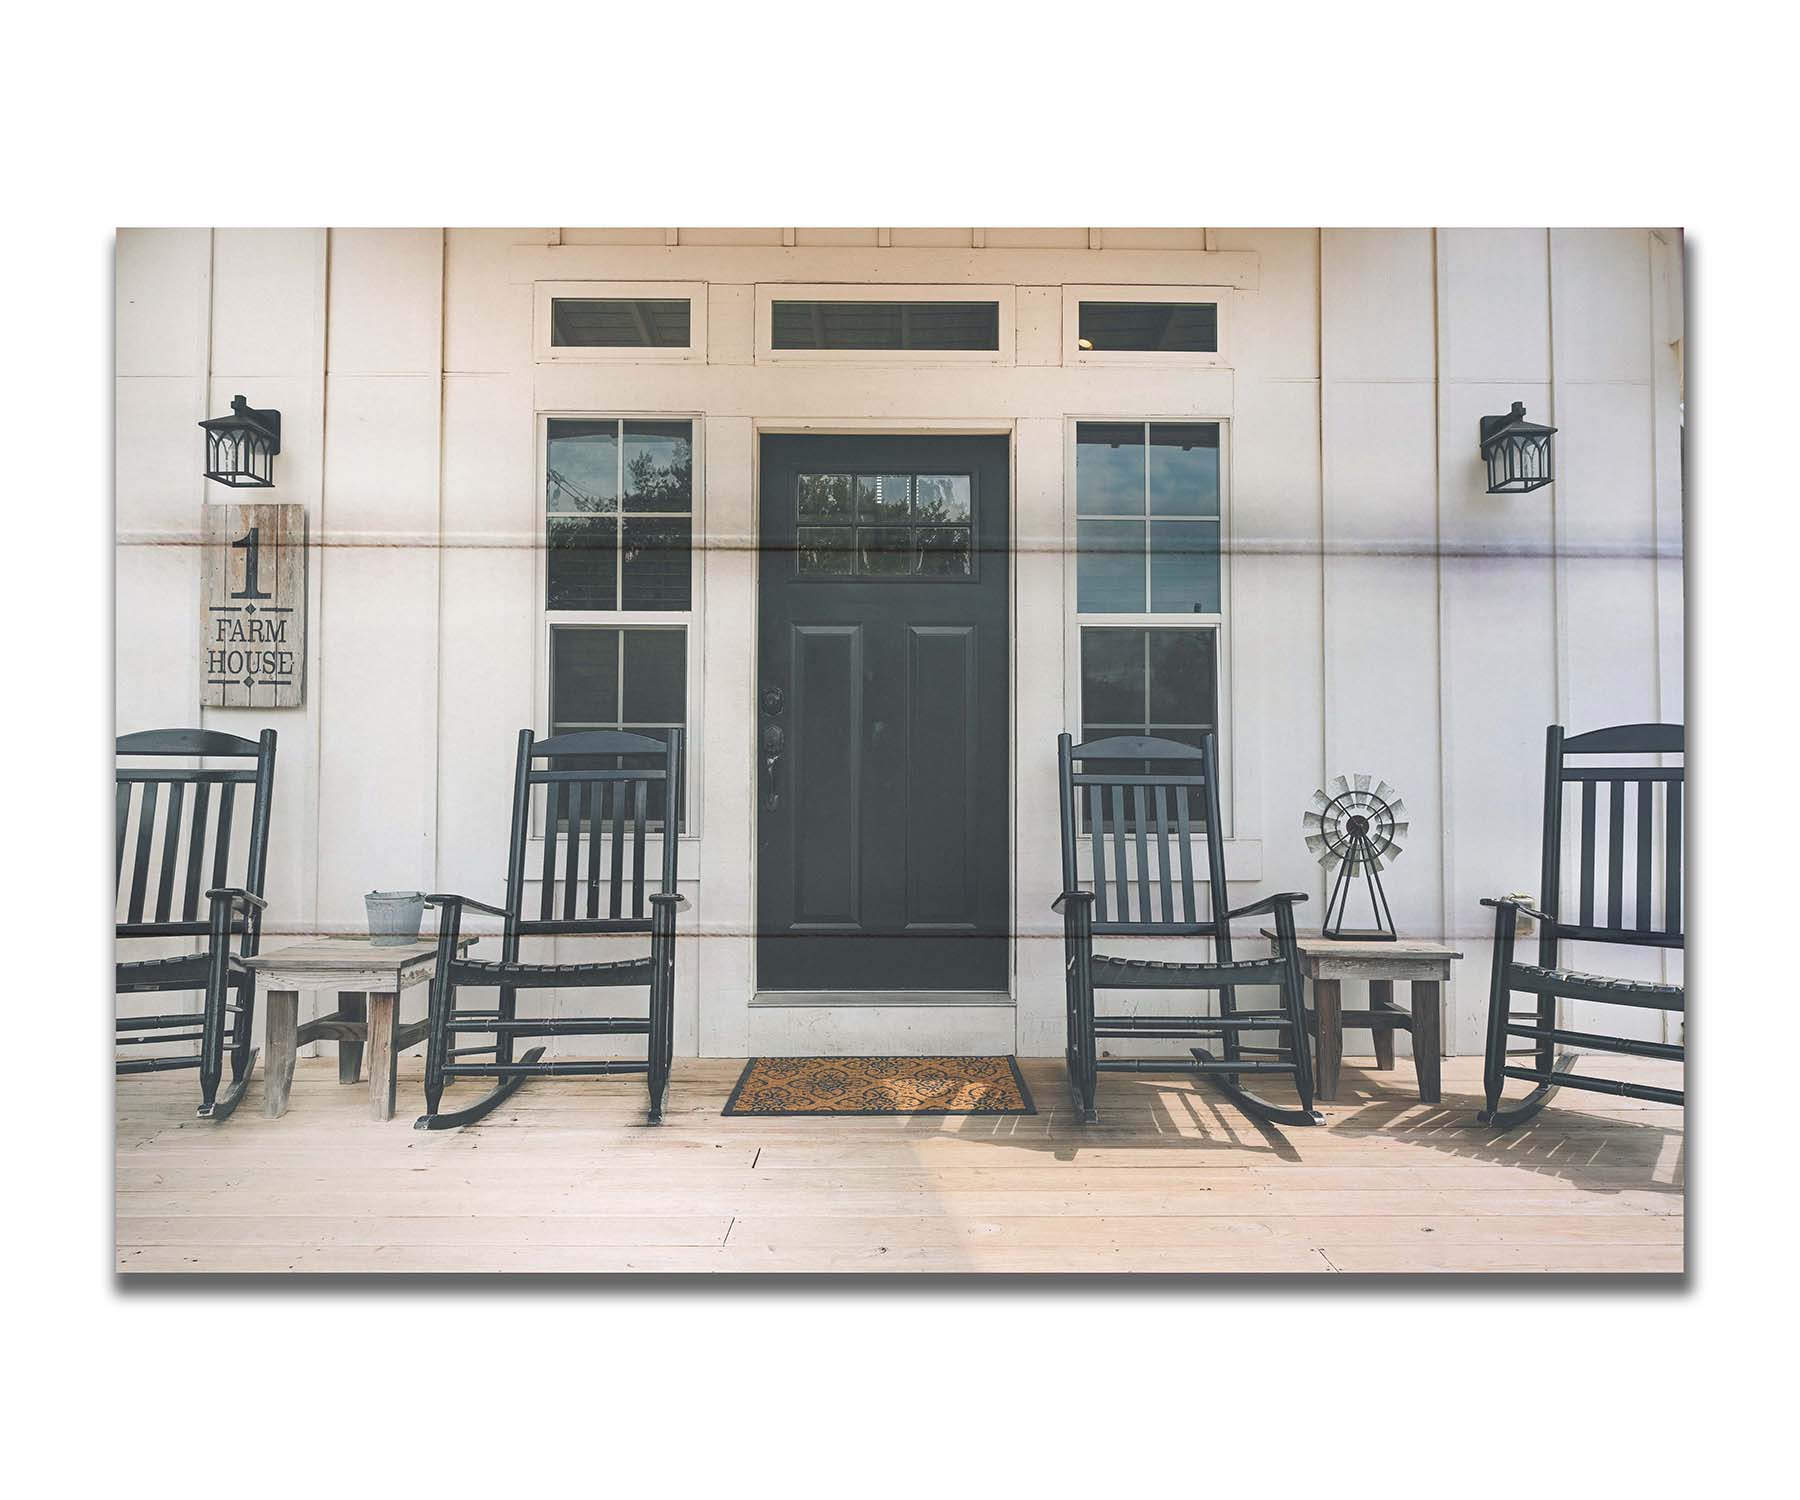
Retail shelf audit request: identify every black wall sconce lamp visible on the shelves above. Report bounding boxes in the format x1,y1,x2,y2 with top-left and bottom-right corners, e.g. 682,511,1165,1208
1479,401,1556,493
199,395,281,488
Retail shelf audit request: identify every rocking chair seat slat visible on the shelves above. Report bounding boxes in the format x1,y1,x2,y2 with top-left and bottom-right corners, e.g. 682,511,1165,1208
117,951,250,993
448,955,654,989
1505,962,1684,1009
1089,952,1289,989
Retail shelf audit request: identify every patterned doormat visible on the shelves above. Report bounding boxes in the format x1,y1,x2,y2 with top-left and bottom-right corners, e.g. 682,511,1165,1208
722,1056,1036,1116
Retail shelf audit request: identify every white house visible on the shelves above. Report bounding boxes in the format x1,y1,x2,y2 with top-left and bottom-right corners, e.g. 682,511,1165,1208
114,226,1685,1065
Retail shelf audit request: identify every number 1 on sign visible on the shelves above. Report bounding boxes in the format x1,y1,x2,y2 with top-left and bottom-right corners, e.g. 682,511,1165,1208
230,526,272,600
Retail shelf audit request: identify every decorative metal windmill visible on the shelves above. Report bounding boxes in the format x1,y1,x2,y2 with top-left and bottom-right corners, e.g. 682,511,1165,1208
1304,774,1408,941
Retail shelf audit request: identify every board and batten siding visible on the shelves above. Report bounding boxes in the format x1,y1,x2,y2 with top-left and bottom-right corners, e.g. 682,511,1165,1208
115,227,1684,1058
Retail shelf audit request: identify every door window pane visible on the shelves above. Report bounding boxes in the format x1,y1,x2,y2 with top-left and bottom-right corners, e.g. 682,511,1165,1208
551,298,691,349
798,473,854,522
916,527,971,577
858,527,912,575
857,474,912,521
796,473,975,579
915,474,971,522
797,526,853,573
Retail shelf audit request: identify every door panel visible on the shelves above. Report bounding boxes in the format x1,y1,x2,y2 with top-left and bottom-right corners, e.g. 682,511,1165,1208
758,434,1009,993
791,624,861,926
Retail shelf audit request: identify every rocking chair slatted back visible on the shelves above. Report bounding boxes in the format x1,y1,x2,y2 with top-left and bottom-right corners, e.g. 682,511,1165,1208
1543,723,1684,952
115,729,276,943
505,727,684,941
1058,732,1228,943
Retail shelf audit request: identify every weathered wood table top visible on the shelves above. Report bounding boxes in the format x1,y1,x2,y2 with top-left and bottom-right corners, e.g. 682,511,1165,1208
245,934,473,992
1260,929,1462,978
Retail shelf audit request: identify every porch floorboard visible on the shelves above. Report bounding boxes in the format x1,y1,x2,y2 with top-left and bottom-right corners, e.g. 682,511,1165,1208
116,1055,1684,1274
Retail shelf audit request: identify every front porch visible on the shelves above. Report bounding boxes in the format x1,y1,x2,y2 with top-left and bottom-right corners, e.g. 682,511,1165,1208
116,1054,1684,1274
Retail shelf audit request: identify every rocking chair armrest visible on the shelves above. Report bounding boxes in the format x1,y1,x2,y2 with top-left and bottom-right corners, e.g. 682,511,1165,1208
424,892,511,921
1227,891,1310,921
1052,890,1096,913
1481,895,1554,925
205,887,268,913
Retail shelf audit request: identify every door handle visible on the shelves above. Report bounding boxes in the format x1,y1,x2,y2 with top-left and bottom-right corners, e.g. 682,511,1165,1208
761,723,784,811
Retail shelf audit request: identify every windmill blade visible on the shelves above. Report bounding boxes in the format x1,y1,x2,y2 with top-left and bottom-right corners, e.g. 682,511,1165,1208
1387,798,1408,821
1309,789,1331,814
1305,834,1329,858
1328,774,1349,799
1353,773,1372,793
1302,811,1325,832
1389,820,1410,844
1375,780,1397,802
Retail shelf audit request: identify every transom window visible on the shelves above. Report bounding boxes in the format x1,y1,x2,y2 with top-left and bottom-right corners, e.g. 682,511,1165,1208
1078,300,1219,353
546,418,693,611
772,301,999,351
1076,422,1220,613
551,298,692,349
795,472,974,577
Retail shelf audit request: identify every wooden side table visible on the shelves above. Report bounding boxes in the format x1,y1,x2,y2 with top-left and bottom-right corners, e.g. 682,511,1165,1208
1263,931,1461,1103
245,935,474,1121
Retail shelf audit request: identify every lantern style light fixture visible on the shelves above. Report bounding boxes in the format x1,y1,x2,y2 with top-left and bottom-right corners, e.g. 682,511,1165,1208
1479,401,1556,493
199,395,281,488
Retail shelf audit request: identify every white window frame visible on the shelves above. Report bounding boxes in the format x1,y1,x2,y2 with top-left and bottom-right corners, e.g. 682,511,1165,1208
754,283,1015,366
534,281,709,364
1060,285,1232,369
1063,416,1235,841
534,412,704,850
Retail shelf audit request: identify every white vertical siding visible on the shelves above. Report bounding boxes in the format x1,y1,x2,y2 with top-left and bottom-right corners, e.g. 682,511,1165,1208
115,227,1683,1058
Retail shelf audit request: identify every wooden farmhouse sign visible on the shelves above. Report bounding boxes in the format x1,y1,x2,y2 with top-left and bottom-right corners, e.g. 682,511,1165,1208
201,502,307,709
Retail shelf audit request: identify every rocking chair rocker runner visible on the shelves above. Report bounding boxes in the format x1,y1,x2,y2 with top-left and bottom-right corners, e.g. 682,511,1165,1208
417,727,686,1129
1056,732,1321,1127
1478,723,1685,1130
115,728,277,1121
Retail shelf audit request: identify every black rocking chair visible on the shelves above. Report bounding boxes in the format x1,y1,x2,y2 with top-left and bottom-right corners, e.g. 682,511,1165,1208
1479,723,1685,1130
115,728,277,1121
1056,732,1320,1127
418,727,687,1129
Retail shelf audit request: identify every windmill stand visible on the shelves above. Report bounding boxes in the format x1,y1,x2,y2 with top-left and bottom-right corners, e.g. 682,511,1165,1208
1263,930,1461,1102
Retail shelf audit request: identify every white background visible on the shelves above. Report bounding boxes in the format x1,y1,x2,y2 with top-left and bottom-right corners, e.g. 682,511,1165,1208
2,3,1788,1496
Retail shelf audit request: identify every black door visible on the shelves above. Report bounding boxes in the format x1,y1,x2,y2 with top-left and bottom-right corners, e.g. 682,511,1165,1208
757,434,1010,993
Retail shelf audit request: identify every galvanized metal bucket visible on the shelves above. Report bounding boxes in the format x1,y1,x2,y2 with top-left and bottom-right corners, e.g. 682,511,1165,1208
364,890,426,946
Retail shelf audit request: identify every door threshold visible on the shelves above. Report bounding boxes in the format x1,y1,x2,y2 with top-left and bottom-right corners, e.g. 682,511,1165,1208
751,991,1014,1009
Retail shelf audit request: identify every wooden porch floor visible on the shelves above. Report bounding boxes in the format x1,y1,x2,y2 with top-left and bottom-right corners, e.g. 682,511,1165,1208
116,1055,1684,1274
